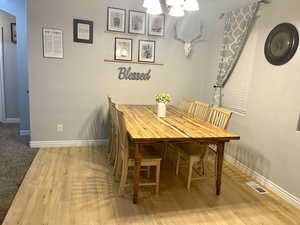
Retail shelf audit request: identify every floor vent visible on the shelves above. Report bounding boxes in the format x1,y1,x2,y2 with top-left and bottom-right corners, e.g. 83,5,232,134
246,181,269,194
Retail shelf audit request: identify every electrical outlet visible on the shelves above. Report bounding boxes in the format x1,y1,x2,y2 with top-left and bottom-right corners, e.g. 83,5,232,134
57,124,63,132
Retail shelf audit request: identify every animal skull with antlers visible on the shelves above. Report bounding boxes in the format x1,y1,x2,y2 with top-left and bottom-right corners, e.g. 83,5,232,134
174,23,205,57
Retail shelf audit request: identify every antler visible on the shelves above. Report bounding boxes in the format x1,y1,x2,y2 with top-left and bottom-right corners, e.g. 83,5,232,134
190,23,205,43
174,23,185,43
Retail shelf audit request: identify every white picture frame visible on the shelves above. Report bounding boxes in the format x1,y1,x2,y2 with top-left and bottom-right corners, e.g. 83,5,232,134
42,28,64,59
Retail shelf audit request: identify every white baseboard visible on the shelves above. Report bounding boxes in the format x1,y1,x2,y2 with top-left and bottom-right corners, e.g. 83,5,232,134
20,130,30,136
225,154,300,210
30,139,108,148
3,118,20,123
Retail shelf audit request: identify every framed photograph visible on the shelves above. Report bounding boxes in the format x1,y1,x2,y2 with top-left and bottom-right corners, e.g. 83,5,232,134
11,23,17,43
148,14,165,36
115,38,132,61
138,40,155,63
42,28,64,59
128,10,146,35
73,19,93,44
107,7,126,33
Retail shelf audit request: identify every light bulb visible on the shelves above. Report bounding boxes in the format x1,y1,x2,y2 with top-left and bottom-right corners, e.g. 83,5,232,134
143,0,151,8
166,0,185,6
169,5,184,17
147,5,163,15
184,0,199,11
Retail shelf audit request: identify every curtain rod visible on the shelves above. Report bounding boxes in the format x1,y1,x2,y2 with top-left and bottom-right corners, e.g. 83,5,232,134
219,0,270,19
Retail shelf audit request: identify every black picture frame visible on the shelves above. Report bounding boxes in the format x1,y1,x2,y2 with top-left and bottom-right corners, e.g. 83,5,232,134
148,14,165,37
138,40,156,63
265,23,299,66
128,10,146,35
107,7,126,33
114,37,133,61
73,19,93,44
11,23,17,43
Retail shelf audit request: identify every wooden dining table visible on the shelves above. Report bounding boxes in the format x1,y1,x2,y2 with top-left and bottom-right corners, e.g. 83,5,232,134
118,104,240,204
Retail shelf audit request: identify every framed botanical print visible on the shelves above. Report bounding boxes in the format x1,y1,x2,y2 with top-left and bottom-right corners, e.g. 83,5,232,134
148,14,165,36
115,37,132,61
73,19,93,44
11,23,17,43
128,10,146,35
107,7,126,33
138,40,155,63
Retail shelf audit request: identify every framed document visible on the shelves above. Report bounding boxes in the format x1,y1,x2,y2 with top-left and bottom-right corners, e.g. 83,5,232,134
73,19,93,44
148,14,165,37
128,10,146,35
43,28,64,59
114,37,132,61
138,40,155,63
107,7,126,33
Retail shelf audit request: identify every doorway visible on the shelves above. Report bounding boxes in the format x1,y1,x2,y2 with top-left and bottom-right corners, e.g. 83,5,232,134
0,10,19,123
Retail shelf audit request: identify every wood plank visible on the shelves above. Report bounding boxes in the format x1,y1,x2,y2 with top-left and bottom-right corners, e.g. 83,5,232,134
3,147,300,225
118,105,240,143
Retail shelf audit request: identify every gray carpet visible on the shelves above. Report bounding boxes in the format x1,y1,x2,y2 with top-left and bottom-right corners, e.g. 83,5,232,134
0,123,38,223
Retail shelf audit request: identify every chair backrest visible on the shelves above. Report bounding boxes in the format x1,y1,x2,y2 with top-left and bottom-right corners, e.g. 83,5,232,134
180,98,195,114
192,101,210,120
207,106,232,129
111,102,119,131
117,109,129,161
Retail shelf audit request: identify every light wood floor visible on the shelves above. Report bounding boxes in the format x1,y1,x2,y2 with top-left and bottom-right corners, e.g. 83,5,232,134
2,147,300,225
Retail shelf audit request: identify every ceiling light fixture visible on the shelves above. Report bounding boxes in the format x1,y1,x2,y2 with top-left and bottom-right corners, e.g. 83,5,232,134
183,0,199,11
146,0,163,15
166,0,185,6
143,0,199,16
169,5,185,17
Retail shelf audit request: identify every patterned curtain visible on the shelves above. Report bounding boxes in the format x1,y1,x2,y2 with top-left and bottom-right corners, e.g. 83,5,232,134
213,2,260,106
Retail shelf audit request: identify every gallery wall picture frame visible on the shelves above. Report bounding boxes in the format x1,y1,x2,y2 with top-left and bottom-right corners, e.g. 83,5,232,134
138,40,156,63
42,28,64,59
11,23,17,43
107,7,126,33
128,10,146,35
73,19,93,44
148,14,165,37
114,37,133,61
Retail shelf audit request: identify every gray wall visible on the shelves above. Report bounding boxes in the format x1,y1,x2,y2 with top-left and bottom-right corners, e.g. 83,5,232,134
0,0,30,130
205,0,300,199
27,0,217,141
0,10,19,119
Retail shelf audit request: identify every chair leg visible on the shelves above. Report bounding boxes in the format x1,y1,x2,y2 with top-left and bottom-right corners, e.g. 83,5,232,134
119,160,128,195
147,166,151,179
187,158,194,190
176,151,181,176
155,162,161,194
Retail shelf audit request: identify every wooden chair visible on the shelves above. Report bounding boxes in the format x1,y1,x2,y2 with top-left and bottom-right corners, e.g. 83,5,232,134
117,109,162,195
108,100,121,177
179,98,195,114
107,96,116,162
192,101,210,120
174,106,232,190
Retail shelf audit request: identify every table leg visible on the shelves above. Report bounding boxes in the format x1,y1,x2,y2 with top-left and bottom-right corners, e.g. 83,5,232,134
133,143,142,204
216,142,225,195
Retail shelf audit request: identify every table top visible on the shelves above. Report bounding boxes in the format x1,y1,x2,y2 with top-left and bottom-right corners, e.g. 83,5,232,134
118,105,240,144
